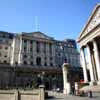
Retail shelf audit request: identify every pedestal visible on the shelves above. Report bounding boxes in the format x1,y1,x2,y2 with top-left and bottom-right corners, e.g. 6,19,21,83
62,63,71,95
63,82,71,95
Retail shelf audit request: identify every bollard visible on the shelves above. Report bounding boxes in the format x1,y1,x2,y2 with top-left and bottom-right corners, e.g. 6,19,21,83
75,82,79,96
88,91,92,98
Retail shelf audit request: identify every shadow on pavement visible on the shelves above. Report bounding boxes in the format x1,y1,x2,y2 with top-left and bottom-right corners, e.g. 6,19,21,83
46,96,55,99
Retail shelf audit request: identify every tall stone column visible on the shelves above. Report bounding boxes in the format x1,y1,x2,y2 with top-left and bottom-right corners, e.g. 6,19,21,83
18,36,23,65
52,44,55,66
33,41,36,66
87,44,95,85
10,38,16,65
33,41,36,54
46,43,49,55
93,40,100,84
62,63,71,95
40,42,44,53
46,43,50,66
80,47,88,82
27,40,30,53
26,40,29,53
41,43,45,66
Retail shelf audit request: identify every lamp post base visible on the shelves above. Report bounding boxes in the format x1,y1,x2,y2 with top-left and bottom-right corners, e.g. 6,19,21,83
63,83,71,95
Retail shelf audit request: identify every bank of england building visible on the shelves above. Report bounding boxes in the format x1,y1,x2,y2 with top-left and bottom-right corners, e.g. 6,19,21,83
0,31,80,89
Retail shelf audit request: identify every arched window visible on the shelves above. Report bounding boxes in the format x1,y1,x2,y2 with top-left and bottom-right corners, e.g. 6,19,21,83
4,60,7,63
50,63,53,66
44,62,47,66
23,61,27,65
49,43,52,54
36,57,41,66
30,61,33,65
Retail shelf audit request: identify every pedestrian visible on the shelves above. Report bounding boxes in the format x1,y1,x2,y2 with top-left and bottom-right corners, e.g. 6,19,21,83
88,90,92,98
72,86,75,95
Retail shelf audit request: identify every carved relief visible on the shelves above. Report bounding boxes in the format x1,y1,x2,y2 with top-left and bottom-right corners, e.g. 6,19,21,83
81,7,100,38
24,32,53,40
33,32,48,39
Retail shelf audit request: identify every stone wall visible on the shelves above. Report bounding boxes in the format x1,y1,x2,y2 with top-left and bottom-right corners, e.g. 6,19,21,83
0,65,63,90
0,88,44,100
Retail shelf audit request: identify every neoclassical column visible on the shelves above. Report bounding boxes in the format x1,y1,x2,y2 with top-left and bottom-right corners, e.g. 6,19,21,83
52,44,55,56
80,47,88,82
10,38,16,65
33,41,36,54
46,43,49,55
27,40,30,53
33,56,36,66
18,36,23,65
33,41,36,66
40,42,44,53
93,40,100,82
46,43,50,66
86,44,95,83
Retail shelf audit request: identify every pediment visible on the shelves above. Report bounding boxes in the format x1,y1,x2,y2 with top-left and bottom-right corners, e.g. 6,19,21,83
23,31,54,40
78,4,100,41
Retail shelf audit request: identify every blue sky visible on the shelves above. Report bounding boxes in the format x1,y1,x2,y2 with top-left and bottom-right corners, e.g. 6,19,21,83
0,0,99,40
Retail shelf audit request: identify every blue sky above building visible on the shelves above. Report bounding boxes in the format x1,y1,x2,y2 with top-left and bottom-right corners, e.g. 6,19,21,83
0,0,99,40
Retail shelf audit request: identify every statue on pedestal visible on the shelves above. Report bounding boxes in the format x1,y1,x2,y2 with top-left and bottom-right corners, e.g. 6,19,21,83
62,59,71,95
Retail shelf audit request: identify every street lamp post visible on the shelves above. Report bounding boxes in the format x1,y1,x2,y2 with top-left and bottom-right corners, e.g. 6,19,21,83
52,76,56,91
13,63,17,89
41,71,45,86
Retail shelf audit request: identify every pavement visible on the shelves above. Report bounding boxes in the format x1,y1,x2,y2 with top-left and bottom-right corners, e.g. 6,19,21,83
80,85,100,92
46,91,100,100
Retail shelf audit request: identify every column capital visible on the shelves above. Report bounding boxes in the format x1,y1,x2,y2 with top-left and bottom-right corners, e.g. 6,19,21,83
80,46,86,50
93,40,97,51
87,42,91,46
86,39,94,46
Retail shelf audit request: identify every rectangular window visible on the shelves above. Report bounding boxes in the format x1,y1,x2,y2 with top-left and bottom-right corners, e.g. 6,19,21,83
36,41,40,53
30,47,33,52
49,43,52,54
43,43,46,53
30,40,33,44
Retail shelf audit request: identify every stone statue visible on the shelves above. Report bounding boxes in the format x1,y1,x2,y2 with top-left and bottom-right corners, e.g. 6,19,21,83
62,60,71,95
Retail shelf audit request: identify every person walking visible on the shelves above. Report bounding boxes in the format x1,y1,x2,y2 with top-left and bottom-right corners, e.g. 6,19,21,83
72,85,75,95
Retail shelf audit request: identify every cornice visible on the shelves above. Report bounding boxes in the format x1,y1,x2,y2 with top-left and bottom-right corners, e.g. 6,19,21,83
78,3,100,41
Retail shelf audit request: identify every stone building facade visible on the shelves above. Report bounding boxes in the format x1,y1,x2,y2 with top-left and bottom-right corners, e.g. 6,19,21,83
55,39,80,68
0,31,14,42
77,4,100,85
0,42,11,64
10,32,56,67
0,31,80,89
0,31,14,64
0,64,62,90
0,31,80,68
